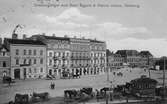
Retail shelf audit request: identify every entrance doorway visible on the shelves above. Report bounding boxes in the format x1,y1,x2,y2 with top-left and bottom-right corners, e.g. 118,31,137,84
23,68,26,79
14,69,20,79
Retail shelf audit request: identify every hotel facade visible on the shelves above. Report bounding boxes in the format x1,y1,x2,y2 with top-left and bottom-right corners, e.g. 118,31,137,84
30,35,107,78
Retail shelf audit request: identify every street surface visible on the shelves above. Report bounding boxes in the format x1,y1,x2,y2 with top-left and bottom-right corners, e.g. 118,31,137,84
0,68,166,104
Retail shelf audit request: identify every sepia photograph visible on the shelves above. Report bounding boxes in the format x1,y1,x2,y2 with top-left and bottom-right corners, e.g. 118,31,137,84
0,0,167,104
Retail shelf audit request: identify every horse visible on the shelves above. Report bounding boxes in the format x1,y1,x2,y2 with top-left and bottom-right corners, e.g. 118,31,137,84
64,90,78,99
80,87,94,98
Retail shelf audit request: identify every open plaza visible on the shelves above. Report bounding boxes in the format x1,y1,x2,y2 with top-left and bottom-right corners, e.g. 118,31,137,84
0,67,166,104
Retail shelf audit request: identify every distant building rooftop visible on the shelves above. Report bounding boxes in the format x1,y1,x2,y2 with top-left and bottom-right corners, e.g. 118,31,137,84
139,51,153,56
42,35,70,41
115,50,139,56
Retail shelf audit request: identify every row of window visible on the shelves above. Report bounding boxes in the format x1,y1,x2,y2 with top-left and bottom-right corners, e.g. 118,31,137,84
48,52,70,57
71,45,90,51
49,59,69,66
91,53,106,57
15,58,44,65
16,49,44,56
28,67,44,73
127,58,140,62
48,44,69,49
48,59,105,66
91,46,105,51
48,52,106,57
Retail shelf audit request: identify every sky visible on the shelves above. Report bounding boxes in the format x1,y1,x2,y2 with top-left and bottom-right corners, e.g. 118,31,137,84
0,0,167,57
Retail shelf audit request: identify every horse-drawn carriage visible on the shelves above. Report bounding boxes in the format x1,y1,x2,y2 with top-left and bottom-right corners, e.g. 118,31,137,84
95,87,113,101
31,92,49,102
15,93,29,104
64,87,94,103
9,92,49,104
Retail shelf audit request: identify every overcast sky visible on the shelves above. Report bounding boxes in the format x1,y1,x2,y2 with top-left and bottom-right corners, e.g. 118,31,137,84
0,0,166,57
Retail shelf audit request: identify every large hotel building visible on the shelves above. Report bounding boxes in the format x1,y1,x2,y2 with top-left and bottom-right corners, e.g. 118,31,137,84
30,34,107,78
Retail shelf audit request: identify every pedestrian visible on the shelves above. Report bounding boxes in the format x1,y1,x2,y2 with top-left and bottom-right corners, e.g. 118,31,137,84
50,82,55,89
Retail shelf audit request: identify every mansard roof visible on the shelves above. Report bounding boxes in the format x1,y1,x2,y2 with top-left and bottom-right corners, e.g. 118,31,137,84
4,38,46,46
43,35,70,41
89,39,105,43
139,51,153,56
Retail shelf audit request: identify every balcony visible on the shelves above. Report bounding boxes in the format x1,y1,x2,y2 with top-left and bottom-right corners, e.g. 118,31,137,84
71,56,91,60
20,63,31,67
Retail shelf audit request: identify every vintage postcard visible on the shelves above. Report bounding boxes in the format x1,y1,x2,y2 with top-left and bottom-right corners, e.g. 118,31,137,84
0,0,166,104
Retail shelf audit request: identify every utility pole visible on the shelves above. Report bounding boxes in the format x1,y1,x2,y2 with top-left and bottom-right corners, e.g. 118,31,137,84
107,66,109,82
148,56,151,78
163,57,166,100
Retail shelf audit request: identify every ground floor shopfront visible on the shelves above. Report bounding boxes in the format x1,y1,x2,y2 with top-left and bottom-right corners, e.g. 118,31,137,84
10,66,105,79
48,66,106,78
11,66,46,79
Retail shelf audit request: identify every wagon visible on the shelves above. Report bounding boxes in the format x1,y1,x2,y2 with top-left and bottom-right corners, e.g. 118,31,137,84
15,93,29,104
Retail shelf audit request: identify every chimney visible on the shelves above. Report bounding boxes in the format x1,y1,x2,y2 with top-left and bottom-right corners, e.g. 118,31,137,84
23,34,27,39
12,33,18,39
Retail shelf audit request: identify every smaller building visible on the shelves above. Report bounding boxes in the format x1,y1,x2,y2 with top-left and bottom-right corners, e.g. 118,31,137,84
139,51,154,68
4,38,47,79
130,75,158,98
0,45,10,79
115,50,141,67
154,57,167,70
106,49,123,72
